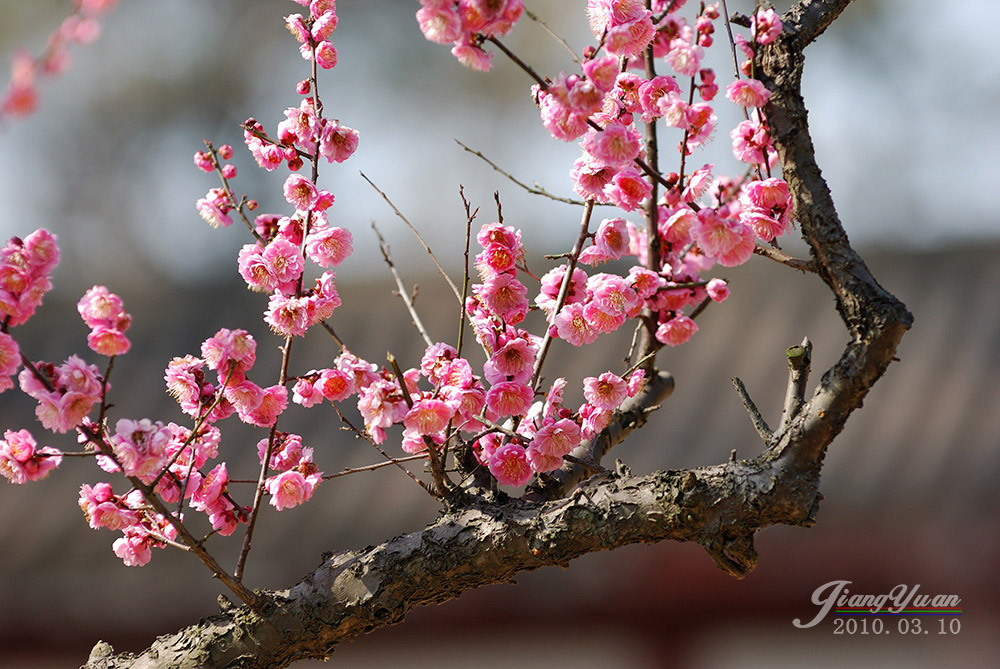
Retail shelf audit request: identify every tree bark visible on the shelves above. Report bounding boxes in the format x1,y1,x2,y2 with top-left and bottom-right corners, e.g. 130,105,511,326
83,1,913,666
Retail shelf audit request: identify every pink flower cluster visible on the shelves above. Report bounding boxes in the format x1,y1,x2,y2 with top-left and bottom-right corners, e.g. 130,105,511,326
476,367,646,487
242,98,358,174
416,0,524,71
471,222,529,325
0,0,117,119
0,428,62,484
1,229,59,328
79,416,245,566
259,433,323,511
285,1,340,69
77,285,132,356
165,328,290,428
78,482,177,567
19,355,103,434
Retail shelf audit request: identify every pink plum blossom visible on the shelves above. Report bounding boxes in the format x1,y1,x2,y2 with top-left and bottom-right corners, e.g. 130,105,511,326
706,278,730,302
726,79,771,108
306,226,353,267
404,398,455,436
0,428,61,484
266,470,320,511
603,168,651,212
655,314,698,347
485,380,534,419
488,442,533,487
0,332,20,392
553,302,600,347
583,372,627,411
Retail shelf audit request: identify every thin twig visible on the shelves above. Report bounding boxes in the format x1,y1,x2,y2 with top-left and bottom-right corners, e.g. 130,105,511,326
753,242,817,272
455,140,585,206
360,171,463,304
530,200,595,391
732,377,773,442
386,352,452,497
372,221,433,348
457,187,477,359
524,7,581,63
331,403,437,498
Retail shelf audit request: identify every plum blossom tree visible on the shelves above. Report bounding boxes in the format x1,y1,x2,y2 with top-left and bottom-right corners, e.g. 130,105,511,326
0,0,912,666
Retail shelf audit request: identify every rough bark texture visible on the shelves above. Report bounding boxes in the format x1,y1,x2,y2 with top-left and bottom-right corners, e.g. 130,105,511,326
83,1,913,666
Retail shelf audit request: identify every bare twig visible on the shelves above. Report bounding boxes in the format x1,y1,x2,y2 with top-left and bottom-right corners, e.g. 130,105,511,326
530,199,596,391
753,242,817,272
361,171,463,304
372,221,433,348
455,140,585,206
524,7,581,63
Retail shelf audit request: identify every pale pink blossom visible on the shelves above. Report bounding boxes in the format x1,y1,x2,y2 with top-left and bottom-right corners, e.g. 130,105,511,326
0,429,61,483
579,403,613,440
113,531,152,567
706,278,730,302
730,118,772,165
416,4,463,43
319,120,359,163
404,398,455,436
314,40,337,69
283,174,319,211
529,418,580,460
655,314,698,347
580,218,630,266
582,123,642,168
451,40,493,71
726,78,771,108
570,156,616,200
604,168,651,212
266,470,319,511
201,328,256,379
265,293,311,337
583,372,627,411
553,302,600,347
245,385,288,427
691,209,755,267
292,376,324,408
626,369,646,397
666,40,704,77
752,7,782,45
488,443,533,487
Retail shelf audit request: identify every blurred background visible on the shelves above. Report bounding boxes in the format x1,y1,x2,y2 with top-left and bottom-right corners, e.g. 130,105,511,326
1,1,998,667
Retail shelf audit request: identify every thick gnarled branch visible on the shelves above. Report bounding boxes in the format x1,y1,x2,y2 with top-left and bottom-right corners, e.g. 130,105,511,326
84,445,820,669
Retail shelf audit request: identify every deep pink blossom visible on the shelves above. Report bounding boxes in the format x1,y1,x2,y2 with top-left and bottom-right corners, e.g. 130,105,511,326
113,531,152,567
245,385,288,427
306,226,353,268
0,332,20,392
604,168,651,212
752,7,782,45
485,380,533,419
319,120,359,163
582,123,642,168
475,273,528,324
483,336,536,384
0,428,61,483
706,278,730,302
488,442,533,487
